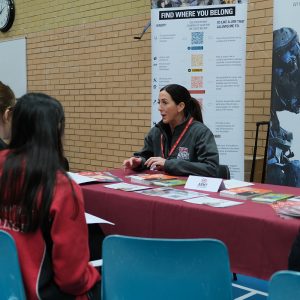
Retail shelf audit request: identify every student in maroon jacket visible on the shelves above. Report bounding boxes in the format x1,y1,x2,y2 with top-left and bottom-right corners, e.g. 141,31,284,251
0,93,100,299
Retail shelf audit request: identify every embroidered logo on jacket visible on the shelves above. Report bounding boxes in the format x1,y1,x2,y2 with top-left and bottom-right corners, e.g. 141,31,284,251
177,147,190,160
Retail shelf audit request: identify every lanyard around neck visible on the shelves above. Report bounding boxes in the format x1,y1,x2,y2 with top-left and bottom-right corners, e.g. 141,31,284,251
160,117,194,159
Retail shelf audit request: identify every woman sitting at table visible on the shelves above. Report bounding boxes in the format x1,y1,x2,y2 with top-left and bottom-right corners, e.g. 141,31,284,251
0,93,100,299
123,84,219,177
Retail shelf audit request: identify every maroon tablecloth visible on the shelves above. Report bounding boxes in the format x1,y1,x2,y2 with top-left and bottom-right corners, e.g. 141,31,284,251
81,169,300,280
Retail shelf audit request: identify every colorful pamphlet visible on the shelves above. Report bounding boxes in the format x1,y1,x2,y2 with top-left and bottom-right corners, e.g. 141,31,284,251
220,187,272,200
152,179,187,187
251,193,293,203
78,171,122,183
127,173,178,186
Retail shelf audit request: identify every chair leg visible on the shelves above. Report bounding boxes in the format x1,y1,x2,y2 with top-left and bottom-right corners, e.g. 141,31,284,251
232,273,237,281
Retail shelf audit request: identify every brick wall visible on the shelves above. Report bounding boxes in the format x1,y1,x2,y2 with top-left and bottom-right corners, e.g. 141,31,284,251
245,0,273,158
0,0,273,173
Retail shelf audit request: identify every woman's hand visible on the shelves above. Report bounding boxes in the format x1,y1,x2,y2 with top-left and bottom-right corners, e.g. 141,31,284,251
122,157,142,170
145,157,166,171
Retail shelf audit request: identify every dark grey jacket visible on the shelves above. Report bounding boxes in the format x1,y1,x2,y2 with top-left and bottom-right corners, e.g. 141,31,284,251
134,117,219,177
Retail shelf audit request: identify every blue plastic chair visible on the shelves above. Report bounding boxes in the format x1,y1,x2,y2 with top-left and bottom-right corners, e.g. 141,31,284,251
102,235,233,300
268,270,300,300
0,230,26,300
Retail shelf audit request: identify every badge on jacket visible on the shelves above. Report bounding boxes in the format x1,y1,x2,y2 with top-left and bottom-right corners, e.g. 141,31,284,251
177,147,190,160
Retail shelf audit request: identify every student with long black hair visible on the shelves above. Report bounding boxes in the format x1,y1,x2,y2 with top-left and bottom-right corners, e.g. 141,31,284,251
123,84,219,176
0,93,100,299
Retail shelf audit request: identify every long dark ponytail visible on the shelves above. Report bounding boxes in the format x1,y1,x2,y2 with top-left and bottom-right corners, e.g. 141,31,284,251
160,84,203,122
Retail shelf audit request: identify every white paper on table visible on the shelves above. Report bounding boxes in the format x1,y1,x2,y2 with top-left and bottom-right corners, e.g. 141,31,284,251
136,187,207,200
68,172,97,185
184,176,223,192
104,182,151,192
288,196,300,202
85,213,115,225
89,259,103,267
223,179,254,190
184,196,243,207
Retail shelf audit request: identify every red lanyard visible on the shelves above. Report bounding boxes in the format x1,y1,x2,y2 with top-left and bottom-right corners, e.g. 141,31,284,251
161,117,194,159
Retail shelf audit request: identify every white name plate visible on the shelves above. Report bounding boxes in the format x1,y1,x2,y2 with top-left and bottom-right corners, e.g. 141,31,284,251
184,176,223,192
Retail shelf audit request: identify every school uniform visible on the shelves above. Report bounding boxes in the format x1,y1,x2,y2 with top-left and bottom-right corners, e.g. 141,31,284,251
0,150,100,300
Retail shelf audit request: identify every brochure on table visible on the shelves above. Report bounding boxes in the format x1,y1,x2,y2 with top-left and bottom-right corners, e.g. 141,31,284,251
104,182,152,192
136,187,207,200
223,179,254,190
288,196,300,202
78,171,122,183
184,175,223,192
68,172,97,185
184,196,243,208
68,171,122,184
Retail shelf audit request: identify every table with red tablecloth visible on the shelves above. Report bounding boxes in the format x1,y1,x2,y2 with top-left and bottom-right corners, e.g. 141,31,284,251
81,169,300,280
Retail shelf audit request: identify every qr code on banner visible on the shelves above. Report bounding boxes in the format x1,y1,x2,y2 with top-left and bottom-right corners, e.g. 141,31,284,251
191,32,204,45
191,76,203,88
191,54,203,67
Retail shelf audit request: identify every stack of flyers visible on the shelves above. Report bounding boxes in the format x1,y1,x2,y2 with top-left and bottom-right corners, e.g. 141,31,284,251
251,193,293,204
127,173,178,186
104,182,152,192
287,196,300,202
78,171,122,183
276,203,300,218
135,187,207,200
152,179,187,187
184,196,243,208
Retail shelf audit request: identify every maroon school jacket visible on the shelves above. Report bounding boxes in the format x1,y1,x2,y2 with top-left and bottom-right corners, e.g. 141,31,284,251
0,150,100,299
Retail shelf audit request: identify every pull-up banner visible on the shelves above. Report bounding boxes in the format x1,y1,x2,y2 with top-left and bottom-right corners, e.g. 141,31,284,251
266,0,300,187
151,1,248,180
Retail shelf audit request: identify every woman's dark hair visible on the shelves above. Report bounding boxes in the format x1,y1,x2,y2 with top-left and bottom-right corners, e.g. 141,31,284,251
160,84,203,122
157,0,164,7
0,93,77,232
0,81,16,114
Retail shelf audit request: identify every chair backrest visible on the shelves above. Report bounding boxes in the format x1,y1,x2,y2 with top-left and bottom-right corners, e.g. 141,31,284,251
217,164,231,179
0,230,26,300
102,235,232,300
268,270,300,300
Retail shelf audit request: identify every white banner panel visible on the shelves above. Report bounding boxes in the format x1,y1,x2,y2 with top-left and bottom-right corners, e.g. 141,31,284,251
0,38,27,97
266,0,300,186
151,1,247,180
